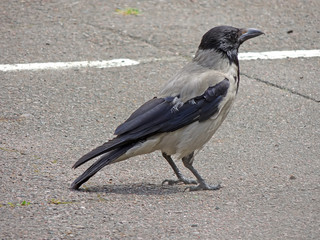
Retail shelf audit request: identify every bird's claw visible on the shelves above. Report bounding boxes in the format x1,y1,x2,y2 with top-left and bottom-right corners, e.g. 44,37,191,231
162,179,179,186
162,177,198,186
184,182,222,192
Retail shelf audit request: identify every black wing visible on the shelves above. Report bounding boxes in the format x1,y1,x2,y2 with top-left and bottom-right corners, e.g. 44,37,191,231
116,78,230,134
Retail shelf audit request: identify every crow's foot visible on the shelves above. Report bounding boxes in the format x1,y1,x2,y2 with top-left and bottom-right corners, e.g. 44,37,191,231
162,176,197,186
185,182,222,191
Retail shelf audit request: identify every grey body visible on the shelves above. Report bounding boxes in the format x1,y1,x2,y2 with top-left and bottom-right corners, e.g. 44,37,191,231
71,26,263,190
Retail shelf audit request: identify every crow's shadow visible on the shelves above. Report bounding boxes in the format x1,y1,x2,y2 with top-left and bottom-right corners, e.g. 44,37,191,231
75,183,186,195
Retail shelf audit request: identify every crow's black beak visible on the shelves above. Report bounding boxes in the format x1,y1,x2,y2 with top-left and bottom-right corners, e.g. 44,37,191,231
239,28,264,43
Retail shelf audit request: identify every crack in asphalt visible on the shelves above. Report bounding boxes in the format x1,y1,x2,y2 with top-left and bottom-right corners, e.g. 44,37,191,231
242,73,319,103
86,23,190,58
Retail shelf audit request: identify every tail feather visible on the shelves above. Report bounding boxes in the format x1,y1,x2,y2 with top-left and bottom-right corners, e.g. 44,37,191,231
72,143,111,169
71,144,133,190
72,137,127,169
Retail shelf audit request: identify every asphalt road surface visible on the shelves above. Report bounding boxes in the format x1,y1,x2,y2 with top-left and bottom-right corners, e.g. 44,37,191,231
1,0,319,239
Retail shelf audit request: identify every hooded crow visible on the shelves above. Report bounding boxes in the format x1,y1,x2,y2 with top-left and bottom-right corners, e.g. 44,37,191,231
71,26,263,191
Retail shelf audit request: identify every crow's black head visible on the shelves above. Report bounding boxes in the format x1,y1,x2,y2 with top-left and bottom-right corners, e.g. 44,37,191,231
198,26,263,53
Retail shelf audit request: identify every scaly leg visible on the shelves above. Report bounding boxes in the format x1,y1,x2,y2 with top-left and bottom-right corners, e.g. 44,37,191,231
182,152,221,191
162,152,197,185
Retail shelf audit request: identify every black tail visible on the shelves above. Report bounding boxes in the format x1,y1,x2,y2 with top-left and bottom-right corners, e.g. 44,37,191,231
72,137,126,169
71,144,133,190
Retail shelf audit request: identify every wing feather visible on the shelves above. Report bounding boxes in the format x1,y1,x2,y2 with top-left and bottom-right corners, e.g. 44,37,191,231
115,78,229,141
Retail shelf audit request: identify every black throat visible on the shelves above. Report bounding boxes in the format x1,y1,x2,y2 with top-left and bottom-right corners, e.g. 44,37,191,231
226,49,240,92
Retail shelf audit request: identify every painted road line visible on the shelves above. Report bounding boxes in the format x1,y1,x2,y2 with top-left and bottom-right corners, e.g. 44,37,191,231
0,50,319,72
0,59,140,72
239,50,320,60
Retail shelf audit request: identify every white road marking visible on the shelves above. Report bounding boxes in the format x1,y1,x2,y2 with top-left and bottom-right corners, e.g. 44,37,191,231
239,50,320,60
0,59,140,72
0,50,319,72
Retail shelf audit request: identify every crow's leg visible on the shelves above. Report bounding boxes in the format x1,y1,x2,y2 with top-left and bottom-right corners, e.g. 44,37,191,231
182,152,221,191
162,152,197,185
